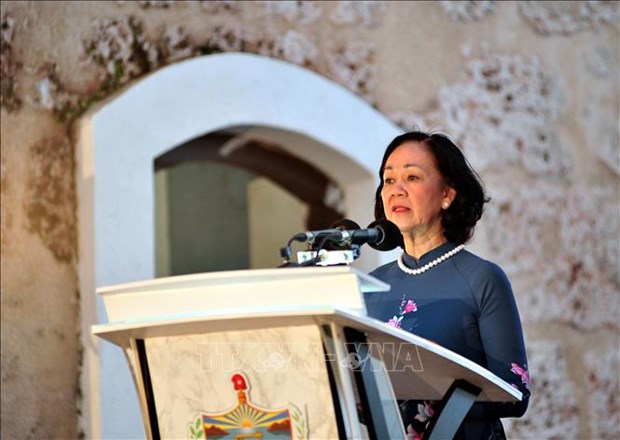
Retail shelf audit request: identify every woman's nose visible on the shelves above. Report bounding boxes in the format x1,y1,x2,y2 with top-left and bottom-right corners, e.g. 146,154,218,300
389,180,406,197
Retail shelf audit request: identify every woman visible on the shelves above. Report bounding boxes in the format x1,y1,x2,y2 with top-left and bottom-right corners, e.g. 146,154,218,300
365,131,530,439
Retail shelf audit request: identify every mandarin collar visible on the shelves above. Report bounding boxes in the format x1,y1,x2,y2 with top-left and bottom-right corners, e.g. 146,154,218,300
402,241,459,268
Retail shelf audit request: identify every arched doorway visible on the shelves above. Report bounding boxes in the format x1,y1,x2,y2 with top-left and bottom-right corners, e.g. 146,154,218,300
154,125,351,275
77,52,401,438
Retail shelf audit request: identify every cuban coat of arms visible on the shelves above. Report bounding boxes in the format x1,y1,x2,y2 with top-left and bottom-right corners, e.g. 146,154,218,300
188,373,308,440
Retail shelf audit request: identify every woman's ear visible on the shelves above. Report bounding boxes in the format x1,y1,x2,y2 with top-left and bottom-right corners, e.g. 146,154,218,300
442,187,457,209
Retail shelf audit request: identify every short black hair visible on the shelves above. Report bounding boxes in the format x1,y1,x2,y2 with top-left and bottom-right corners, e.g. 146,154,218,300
374,131,489,244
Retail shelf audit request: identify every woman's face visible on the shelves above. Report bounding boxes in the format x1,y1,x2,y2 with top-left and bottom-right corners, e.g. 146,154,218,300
381,141,455,239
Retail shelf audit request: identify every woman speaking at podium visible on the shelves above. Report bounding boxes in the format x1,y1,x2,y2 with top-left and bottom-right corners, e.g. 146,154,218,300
365,131,531,439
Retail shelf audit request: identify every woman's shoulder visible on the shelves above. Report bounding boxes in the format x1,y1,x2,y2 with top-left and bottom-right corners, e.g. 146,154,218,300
454,248,511,287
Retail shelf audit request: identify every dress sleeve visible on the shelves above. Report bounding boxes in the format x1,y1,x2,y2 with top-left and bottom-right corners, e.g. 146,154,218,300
468,262,531,419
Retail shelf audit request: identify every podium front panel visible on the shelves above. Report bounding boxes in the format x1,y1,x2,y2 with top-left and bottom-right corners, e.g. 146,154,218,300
142,325,339,439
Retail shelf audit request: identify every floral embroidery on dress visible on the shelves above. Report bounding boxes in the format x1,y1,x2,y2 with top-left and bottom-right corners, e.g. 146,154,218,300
510,362,531,390
403,400,436,440
414,401,435,423
387,294,417,329
405,424,422,440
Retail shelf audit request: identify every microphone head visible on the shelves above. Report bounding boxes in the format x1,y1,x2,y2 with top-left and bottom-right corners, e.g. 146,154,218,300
367,219,403,251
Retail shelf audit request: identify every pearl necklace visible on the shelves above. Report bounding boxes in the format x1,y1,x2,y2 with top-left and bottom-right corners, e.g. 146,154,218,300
397,244,465,275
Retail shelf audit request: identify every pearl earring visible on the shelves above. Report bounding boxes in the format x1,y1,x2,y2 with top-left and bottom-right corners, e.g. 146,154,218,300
443,202,449,209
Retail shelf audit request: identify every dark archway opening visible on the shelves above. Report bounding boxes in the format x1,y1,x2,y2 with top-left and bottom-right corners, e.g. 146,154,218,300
154,126,346,275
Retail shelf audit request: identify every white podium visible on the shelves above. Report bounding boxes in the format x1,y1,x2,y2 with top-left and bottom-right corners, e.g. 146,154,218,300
93,267,521,440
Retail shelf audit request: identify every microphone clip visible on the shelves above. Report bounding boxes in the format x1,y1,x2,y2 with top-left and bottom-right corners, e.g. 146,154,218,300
297,247,359,267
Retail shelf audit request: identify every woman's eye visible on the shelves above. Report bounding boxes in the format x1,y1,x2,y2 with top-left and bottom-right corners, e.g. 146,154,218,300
383,177,394,184
407,175,419,181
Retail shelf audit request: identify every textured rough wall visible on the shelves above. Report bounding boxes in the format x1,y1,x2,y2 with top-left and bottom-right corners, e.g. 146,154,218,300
0,1,618,438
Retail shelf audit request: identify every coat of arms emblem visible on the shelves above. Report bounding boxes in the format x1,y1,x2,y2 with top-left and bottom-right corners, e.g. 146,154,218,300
188,373,307,439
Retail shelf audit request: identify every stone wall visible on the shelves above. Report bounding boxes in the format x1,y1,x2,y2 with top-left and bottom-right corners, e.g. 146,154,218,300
1,1,618,438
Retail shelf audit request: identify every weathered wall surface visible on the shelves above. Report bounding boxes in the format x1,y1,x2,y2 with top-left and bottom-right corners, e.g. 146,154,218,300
1,1,618,438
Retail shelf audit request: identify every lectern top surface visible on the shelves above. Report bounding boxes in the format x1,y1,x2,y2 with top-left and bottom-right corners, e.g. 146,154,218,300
95,267,390,324
97,266,389,295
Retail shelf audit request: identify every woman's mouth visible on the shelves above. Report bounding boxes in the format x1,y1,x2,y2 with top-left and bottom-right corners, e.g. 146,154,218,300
391,205,410,213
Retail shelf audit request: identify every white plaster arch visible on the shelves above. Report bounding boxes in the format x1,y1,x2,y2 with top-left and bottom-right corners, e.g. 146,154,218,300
77,52,401,438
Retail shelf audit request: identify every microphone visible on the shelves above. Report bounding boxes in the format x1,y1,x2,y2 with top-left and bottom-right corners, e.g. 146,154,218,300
294,218,401,251
361,219,402,251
